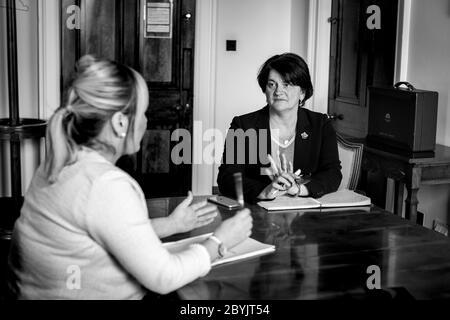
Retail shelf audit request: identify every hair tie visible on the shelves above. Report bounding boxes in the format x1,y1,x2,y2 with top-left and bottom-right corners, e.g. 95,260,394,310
64,105,75,119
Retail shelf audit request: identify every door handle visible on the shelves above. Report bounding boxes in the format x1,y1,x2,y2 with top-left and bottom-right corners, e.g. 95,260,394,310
328,17,338,24
328,113,344,121
183,12,192,22
173,104,190,112
173,105,183,112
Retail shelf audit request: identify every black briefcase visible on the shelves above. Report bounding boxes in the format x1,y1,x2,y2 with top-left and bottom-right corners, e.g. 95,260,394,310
367,82,438,157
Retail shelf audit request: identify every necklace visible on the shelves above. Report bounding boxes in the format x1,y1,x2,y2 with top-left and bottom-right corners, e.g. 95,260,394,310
269,118,297,147
283,134,295,145
271,132,296,148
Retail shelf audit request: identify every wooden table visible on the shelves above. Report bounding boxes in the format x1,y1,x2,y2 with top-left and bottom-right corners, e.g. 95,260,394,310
146,196,450,300
361,144,450,224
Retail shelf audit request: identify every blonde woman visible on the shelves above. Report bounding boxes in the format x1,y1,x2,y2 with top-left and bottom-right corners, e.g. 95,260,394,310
8,56,252,299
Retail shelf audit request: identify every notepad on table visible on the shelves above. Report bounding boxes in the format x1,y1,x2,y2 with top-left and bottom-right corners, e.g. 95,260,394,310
163,233,275,267
258,189,371,211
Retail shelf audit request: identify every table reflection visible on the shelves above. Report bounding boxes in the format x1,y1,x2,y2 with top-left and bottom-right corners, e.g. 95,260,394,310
147,197,450,300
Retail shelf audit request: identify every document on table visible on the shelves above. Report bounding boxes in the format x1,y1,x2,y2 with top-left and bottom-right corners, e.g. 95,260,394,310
258,189,371,211
163,233,276,267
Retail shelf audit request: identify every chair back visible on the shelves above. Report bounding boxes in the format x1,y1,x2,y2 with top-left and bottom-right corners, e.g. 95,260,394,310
336,133,364,190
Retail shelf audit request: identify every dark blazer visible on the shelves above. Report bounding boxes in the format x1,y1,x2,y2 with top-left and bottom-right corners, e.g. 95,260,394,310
217,106,342,203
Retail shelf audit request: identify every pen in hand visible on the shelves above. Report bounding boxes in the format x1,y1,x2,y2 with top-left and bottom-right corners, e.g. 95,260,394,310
233,172,245,208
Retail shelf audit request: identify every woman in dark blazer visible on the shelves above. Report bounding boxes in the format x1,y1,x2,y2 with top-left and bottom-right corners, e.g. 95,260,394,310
217,53,342,203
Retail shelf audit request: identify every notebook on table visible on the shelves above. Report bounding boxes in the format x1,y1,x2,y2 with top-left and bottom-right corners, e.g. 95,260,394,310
163,233,276,267
258,189,371,211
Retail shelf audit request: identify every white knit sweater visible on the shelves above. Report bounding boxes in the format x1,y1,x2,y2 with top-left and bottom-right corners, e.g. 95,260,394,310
8,148,211,299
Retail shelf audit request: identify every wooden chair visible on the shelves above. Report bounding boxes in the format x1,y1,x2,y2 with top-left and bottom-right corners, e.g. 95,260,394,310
336,133,364,191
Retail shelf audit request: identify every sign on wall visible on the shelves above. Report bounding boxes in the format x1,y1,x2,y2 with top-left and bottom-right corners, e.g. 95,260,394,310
144,0,173,39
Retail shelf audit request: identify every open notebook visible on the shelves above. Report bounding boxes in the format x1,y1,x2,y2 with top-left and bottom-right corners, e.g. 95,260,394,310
258,189,371,211
163,233,275,267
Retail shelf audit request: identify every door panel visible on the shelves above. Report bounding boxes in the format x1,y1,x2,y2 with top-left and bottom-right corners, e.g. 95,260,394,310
81,0,118,60
329,0,398,138
337,0,362,103
61,0,81,92
61,0,126,89
140,25,175,83
139,0,179,87
138,0,195,197
60,0,195,198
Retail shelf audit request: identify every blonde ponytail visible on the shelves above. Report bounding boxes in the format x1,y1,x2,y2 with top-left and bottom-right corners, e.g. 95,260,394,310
43,106,77,183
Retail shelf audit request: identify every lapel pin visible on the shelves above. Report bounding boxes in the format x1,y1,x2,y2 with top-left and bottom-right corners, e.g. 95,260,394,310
301,132,309,140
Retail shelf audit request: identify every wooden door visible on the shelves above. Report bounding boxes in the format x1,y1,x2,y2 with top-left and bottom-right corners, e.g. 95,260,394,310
328,0,398,138
61,0,195,198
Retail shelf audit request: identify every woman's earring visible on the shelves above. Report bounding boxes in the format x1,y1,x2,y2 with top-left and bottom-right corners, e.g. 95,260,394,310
119,132,126,139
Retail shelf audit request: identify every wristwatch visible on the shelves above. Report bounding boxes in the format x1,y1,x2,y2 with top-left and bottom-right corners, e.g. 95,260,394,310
209,235,227,258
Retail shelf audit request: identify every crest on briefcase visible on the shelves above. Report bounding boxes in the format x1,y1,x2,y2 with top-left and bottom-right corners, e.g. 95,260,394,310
384,113,391,123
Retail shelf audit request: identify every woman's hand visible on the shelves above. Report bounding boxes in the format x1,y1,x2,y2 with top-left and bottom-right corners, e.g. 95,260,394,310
258,173,295,199
258,153,299,199
169,191,218,234
213,209,253,249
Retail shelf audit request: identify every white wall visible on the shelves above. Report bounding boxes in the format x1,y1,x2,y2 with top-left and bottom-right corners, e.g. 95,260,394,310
406,0,450,228
0,0,41,197
212,0,310,186
214,0,292,139
408,0,450,147
0,1,9,194
291,0,309,60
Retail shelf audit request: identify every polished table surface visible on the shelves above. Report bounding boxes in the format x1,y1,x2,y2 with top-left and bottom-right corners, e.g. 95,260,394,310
146,196,450,300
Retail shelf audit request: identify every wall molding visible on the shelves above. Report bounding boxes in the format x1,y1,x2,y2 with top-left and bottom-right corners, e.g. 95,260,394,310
394,0,412,83
306,0,332,114
191,0,217,195
38,0,60,120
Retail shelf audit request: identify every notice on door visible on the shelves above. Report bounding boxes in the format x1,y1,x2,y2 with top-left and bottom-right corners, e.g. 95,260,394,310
145,1,173,39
